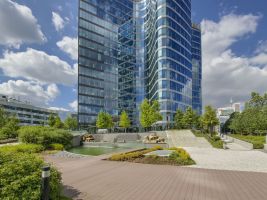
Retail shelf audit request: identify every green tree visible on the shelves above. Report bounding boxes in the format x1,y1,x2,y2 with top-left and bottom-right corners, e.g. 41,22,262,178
150,100,163,124
181,107,198,129
48,114,56,127
0,107,7,128
96,111,114,129
221,112,238,133
140,99,151,129
64,115,78,130
201,105,219,136
0,109,20,139
174,109,184,129
119,111,130,132
140,99,163,129
54,115,63,129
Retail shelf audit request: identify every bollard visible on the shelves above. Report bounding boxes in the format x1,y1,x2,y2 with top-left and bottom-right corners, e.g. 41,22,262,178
41,166,50,200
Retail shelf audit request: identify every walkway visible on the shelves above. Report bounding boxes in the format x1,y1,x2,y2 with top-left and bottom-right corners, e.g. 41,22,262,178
166,130,267,172
185,147,267,172
166,130,212,148
46,156,267,200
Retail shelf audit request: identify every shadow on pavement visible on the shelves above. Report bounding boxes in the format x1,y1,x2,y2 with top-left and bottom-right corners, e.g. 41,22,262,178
63,184,83,199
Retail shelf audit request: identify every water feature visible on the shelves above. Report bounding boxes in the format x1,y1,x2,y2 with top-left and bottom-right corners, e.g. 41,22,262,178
68,142,144,156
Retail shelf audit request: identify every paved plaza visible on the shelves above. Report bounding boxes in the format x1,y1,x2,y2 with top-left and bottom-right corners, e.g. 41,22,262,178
46,130,267,200
47,155,267,200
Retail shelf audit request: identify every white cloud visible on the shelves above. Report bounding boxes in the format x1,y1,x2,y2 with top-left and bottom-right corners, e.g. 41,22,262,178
0,48,77,86
0,0,46,48
0,80,59,105
52,12,65,31
49,107,69,112
201,13,267,108
57,37,78,60
69,100,77,112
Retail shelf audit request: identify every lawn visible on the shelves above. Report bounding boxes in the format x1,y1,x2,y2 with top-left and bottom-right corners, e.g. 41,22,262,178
108,146,195,166
230,134,266,149
191,130,223,149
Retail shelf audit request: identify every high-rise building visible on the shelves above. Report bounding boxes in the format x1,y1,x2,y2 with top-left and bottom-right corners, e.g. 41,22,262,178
192,23,202,115
78,0,202,127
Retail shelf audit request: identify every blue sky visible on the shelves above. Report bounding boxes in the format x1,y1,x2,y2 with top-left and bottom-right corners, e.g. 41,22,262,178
0,0,267,111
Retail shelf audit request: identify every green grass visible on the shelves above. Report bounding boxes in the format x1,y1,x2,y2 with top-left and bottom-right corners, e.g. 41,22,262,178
191,130,223,149
191,130,204,137
108,147,195,166
230,134,265,149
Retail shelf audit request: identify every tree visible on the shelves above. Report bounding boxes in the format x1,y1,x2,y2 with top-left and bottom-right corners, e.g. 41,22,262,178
54,115,64,129
119,111,130,132
221,112,238,133
64,115,78,130
140,99,151,129
201,105,219,136
96,111,114,129
140,99,163,129
0,107,8,128
181,107,198,129
0,108,20,139
174,109,184,129
150,100,163,125
48,114,56,127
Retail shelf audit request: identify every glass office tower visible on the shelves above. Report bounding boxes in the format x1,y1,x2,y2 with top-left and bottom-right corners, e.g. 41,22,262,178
78,0,202,127
191,24,202,115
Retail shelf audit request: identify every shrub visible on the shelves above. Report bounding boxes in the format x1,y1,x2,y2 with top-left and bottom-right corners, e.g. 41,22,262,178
0,144,44,154
168,148,195,165
253,142,264,149
0,151,61,199
18,126,73,149
49,143,64,151
0,127,15,140
109,146,163,161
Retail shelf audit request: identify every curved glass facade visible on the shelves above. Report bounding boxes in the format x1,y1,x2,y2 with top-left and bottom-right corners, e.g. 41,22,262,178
78,0,202,126
147,0,193,123
192,24,202,115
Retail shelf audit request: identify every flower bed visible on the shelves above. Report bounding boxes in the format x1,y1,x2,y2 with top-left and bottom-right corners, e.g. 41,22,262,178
108,146,195,166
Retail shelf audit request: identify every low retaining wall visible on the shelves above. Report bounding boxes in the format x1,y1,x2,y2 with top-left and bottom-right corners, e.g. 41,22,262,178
226,135,253,150
264,144,267,151
72,135,82,147
144,143,169,149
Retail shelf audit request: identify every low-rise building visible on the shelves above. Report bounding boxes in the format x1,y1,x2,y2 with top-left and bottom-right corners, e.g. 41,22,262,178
0,94,57,126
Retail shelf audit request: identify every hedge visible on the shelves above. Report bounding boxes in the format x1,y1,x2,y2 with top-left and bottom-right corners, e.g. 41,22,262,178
18,126,73,149
0,146,62,199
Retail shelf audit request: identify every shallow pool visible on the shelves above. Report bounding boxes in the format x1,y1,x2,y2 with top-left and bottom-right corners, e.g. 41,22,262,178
68,142,144,156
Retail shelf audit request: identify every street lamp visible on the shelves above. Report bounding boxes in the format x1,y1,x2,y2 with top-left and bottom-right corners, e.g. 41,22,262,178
41,166,50,200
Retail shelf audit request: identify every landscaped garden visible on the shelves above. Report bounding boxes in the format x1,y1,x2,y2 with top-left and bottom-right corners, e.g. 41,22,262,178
230,134,265,149
191,130,223,149
222,92,267,149
108,146,195,166
0,110,74,200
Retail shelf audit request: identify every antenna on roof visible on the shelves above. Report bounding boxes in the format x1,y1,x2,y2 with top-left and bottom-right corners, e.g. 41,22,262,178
230,98,233,106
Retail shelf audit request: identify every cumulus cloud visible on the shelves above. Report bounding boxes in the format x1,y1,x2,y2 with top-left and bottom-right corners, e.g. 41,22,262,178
0,80,59,105
49,107,69,112
57,37,78,60
52,12,66,31
202,13,267,107
0,48,77,86
0,0,46,48
69,100,77,112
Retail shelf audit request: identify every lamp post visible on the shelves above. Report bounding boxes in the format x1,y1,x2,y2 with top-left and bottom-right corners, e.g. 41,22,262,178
41,166,50,200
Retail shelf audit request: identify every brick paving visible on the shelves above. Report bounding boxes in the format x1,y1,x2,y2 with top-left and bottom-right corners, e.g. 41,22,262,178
46,156,267,200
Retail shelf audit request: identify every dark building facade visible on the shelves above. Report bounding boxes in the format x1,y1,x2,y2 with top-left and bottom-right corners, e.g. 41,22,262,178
78,0,202,127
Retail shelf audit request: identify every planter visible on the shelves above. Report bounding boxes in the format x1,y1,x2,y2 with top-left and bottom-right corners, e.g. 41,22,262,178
226,135,253,150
